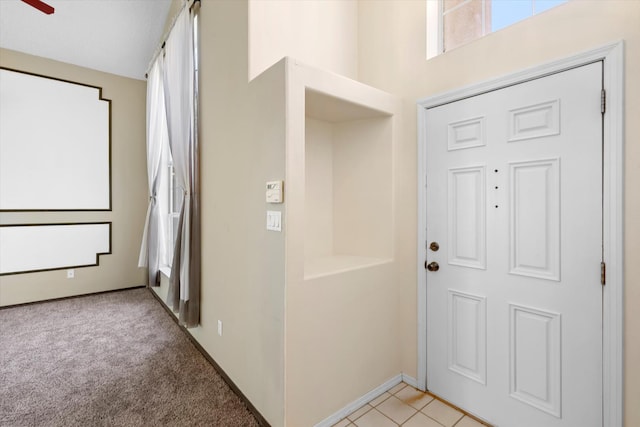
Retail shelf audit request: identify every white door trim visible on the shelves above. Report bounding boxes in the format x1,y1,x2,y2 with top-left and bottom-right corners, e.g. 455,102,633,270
416,41,624,427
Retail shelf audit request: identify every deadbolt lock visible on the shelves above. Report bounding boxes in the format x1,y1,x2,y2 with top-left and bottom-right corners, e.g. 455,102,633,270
426,262,439,272
429,242,439,251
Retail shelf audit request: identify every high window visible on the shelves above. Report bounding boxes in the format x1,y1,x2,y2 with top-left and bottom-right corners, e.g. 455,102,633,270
157,12,198,270
140,0,200,326
427,0,568,58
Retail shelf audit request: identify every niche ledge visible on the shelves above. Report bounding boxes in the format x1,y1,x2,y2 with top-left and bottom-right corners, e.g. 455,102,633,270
304,256,392,281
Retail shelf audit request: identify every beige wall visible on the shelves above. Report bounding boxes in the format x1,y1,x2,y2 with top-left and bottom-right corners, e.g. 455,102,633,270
153,2,369,425
248,0,358,81
357,1,639,425
284,61,401,425
163,0,185,36
150,1,639,425
153,2,288,425
305,117,336,260
153,2,376,424
0,48,147,306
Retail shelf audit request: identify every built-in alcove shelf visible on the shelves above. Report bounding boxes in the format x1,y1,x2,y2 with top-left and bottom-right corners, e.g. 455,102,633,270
303,86,395,280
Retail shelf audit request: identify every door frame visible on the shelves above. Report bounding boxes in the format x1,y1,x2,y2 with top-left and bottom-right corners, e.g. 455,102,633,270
416,41,624,426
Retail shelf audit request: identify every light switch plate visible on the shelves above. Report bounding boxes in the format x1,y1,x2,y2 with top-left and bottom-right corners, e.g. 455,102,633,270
266,211,282,232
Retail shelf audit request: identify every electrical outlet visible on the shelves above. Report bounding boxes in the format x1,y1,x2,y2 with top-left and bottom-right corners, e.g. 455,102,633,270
66,269,75,279
217,320,223,336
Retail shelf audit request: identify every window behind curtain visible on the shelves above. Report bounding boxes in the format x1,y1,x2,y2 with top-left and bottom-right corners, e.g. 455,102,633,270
167,159,182,265
158,11,198,270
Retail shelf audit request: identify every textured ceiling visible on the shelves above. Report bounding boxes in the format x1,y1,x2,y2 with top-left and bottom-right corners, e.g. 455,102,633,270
0,0,173,80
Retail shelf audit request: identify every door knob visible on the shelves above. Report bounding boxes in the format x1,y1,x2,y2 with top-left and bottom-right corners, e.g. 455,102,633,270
429,242,440,251
426,262,439,272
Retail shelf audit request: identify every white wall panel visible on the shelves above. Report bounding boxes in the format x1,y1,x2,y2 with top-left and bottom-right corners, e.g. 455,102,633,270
0,223,111,275
0,68,110,211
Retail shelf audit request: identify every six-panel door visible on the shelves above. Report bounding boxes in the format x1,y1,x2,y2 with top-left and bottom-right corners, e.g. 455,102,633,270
425,62,603,427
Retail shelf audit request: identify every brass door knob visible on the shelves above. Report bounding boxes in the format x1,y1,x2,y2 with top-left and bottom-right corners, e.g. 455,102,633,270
426,262,439,272
429,242,439,251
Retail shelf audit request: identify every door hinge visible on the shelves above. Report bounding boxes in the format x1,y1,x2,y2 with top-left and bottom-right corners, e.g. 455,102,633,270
601,262,606,286
601,89,606,114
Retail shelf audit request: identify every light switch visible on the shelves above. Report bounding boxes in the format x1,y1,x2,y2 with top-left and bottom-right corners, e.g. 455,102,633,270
266,211,282,232
266,181,283,203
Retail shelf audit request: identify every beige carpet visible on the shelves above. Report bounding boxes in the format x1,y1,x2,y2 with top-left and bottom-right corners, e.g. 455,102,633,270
0,288,260,427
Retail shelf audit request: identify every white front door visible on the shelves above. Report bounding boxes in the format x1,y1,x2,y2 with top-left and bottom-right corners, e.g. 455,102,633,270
425,62,603,427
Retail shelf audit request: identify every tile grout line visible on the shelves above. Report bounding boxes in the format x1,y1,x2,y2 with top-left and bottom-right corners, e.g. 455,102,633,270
346,404,372,423
422,391,492,426
379,388,413,426
373,407,401,426
399,410,446,427
421,399,452,427
381,387,445,427
336,382,489,427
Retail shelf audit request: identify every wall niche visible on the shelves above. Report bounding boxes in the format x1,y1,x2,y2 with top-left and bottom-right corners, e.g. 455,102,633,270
304,88,394,279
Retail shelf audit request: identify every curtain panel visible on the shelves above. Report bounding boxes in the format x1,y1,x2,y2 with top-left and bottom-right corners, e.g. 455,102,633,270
163,5,200,327
138,56,169,288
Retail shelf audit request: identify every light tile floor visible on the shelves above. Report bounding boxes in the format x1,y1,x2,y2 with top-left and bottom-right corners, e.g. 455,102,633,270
332,383,489,427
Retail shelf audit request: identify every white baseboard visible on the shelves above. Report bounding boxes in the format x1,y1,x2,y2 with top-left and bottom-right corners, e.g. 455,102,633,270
314,373,419,427
402,373,419,389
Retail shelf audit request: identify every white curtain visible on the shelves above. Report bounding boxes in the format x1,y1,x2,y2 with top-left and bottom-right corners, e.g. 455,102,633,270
138,55,168,287
163,5,200,327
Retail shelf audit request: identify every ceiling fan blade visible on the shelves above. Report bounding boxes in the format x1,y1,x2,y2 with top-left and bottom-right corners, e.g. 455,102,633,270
21,0,55,15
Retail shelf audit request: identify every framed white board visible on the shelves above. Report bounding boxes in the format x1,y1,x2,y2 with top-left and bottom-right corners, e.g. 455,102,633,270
0,223,111,275
0,67,111,211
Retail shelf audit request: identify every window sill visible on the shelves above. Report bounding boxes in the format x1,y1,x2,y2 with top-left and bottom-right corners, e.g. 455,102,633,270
159,265,172,279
